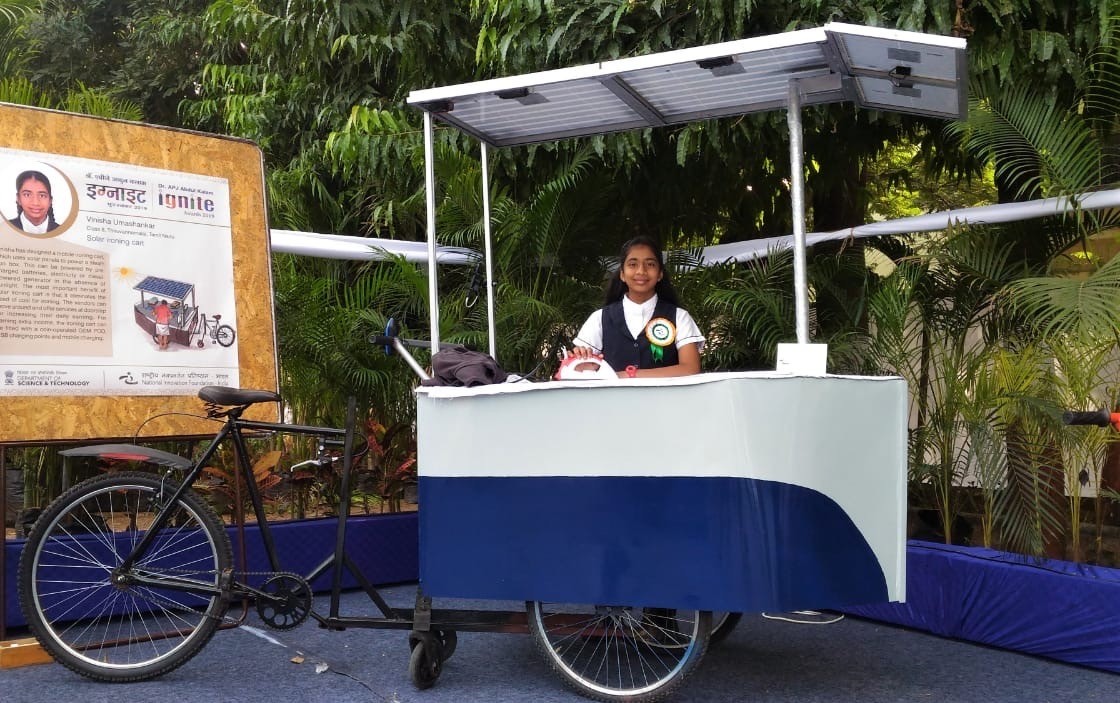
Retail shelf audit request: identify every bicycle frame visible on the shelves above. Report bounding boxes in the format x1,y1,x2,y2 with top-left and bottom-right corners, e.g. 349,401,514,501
114,413,338,590
104,396,524,633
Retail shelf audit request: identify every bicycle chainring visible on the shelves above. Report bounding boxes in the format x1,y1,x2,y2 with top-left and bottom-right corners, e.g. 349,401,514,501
256,572,313,630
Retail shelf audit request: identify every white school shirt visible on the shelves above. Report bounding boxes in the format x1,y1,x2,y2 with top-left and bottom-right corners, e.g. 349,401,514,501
574,294,705,354
19,213,50,234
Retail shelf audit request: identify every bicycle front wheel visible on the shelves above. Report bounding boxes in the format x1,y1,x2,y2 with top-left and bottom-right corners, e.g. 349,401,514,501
18,471,232,682
215,325,236,347
527,601,710,702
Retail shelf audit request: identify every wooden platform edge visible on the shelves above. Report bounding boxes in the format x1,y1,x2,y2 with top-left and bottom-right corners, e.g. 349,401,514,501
0,638,52,668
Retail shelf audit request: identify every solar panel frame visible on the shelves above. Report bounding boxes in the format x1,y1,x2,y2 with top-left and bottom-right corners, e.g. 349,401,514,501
133,276,195,300
407,23,967,147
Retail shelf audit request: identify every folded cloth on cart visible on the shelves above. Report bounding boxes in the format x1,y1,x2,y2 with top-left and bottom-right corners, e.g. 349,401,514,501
421,344,509,387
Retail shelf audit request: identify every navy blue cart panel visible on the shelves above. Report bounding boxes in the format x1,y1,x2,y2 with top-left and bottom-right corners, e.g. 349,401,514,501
420,475,885,612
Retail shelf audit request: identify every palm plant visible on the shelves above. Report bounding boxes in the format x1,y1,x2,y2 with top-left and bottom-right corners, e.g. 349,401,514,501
485,152,614,375
0,0,38,76
860,219,1078,550
865,236,987,546
1049,337,1119,561
273,252,426,429
697,242,884,373
909,15,1120,558
982,345,1068,555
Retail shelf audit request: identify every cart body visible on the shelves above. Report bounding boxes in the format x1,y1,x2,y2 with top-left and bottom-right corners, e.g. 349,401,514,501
416,372,907,612
133,275,199,347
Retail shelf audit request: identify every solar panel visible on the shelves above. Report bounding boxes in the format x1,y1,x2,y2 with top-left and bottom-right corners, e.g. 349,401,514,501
827,23,968,119
133,276,194,300
407,23,967,147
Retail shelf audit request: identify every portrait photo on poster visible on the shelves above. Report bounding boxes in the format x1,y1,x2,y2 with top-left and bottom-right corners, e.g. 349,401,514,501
2,161,80,238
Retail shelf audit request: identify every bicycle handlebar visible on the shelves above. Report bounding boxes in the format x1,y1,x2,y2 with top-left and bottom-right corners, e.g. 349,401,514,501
369,318,431,381
369,317,431,351
368,333,432,349
1062,409,1117,428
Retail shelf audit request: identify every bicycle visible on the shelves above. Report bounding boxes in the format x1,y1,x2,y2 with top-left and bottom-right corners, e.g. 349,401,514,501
17,325,711,702
195,312,236,348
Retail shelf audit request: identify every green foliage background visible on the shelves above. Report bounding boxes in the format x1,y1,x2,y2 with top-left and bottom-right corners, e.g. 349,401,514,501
3,0,1120,557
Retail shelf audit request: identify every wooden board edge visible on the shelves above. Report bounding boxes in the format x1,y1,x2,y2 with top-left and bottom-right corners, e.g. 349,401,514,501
0,637,52,668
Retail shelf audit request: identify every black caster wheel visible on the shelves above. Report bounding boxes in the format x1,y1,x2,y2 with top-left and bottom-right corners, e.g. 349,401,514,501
408,632,443,689
434,629,457,662
709,612,743,645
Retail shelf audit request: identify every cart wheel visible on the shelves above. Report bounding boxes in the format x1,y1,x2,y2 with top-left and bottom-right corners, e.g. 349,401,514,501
434,629,457,662
408,633,443,690
527,601,710,702
709,612,742,646
215,325,236,347
197,340,205,348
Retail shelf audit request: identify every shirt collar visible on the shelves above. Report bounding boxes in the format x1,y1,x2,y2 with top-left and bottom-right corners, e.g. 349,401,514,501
622,293,658,315
20,214,49,234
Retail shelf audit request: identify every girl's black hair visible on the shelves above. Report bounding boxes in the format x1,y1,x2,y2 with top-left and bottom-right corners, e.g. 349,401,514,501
14,170,56,223
603,235,681,306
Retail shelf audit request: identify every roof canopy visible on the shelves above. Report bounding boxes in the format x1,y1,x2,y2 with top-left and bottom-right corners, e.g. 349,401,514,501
407,22,967,148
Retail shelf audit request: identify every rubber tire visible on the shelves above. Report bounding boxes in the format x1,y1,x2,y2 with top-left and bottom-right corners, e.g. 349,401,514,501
527,602,710,702
18,471,232,682
708,612,743,646
215,325,236,347
409,635,443,689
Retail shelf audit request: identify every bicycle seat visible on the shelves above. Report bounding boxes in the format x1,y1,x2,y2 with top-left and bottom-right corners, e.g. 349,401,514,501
198,386,280,406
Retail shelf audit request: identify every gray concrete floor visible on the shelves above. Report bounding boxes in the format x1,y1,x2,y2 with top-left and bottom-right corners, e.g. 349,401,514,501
1,585,1116,703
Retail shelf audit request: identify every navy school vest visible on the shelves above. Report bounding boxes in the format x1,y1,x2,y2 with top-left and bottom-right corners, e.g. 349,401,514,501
601,298,680,371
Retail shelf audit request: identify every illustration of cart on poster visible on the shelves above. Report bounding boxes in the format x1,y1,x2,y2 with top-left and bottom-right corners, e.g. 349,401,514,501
133,275,236,349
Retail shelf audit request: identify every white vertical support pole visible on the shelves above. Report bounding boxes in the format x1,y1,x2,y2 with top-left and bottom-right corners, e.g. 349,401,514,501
787,79,810,345
480,143,498,360
423,111,440,353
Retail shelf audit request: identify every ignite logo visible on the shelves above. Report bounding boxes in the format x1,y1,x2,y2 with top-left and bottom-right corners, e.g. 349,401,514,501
157,192,216,213
3,370,13,385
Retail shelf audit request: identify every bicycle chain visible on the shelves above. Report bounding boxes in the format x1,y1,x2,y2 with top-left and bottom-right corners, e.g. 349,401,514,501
125,567,312,629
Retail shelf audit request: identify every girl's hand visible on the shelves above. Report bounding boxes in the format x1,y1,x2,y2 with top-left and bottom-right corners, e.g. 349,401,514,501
570,345,598,360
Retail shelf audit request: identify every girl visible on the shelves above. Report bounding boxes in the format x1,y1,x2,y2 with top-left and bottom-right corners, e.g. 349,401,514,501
9,170,59,234
571,236,704,378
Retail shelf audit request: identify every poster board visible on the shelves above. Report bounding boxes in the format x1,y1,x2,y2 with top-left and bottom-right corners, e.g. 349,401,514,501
0,104,279,442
